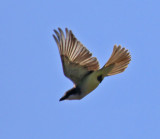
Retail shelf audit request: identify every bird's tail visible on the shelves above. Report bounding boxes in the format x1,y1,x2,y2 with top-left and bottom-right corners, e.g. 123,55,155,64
100,45,131,77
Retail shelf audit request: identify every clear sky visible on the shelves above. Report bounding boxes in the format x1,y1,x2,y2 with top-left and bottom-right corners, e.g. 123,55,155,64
0,0,160,139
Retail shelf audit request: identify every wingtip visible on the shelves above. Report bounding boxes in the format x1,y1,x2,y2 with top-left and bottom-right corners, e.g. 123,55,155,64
53,29,57,33
65,28,69,32
58,27,62,32
52,34,56,40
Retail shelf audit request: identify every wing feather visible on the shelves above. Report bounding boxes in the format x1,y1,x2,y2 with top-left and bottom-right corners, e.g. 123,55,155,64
53,28,99,84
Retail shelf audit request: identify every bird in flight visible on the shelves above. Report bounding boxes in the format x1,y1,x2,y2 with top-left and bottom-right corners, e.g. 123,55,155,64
53,28,131,101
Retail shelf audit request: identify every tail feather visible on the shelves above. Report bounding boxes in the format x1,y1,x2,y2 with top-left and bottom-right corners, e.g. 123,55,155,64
101,45,131,76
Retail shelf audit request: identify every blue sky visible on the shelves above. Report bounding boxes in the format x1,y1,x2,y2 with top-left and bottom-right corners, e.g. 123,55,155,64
0,0,160,139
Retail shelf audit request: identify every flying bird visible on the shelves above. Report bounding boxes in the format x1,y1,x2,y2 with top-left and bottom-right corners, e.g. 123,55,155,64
53,28,131,101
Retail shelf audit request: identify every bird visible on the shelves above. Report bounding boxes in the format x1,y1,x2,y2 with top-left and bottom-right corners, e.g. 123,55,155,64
53,28,131,101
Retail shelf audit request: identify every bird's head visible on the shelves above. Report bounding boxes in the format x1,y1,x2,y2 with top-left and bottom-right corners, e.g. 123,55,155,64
59,87,81,101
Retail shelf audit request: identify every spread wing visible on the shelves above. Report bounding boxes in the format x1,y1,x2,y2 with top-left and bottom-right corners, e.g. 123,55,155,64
53,28,99,85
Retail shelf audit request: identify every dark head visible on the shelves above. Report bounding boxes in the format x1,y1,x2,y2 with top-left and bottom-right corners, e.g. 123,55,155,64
59,87,81,101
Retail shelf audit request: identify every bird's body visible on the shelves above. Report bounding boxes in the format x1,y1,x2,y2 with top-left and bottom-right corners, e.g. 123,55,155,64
78,71,101,98
53,28,131,101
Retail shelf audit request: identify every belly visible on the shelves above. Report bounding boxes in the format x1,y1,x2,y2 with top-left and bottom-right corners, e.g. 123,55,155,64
79,72,100,97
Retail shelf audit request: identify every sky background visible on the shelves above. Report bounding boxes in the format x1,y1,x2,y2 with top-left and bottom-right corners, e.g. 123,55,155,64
0,0,160,139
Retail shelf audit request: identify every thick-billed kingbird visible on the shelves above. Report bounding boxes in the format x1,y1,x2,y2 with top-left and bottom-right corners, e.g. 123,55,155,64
53,28,131,101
